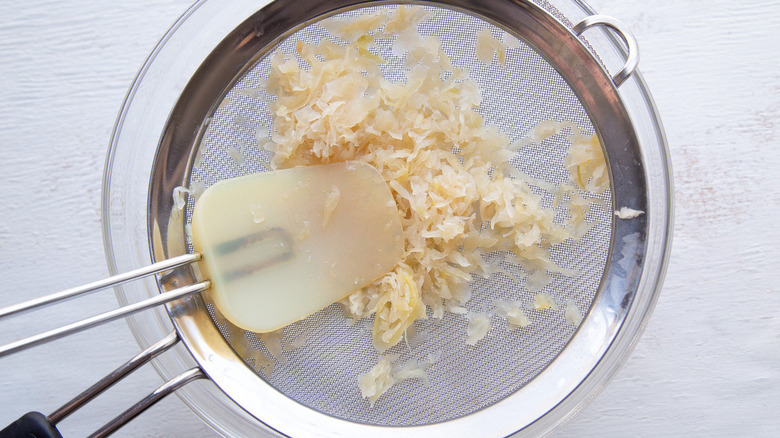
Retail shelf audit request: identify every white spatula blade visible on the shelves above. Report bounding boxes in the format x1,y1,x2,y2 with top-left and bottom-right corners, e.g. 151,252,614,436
191,161,403,333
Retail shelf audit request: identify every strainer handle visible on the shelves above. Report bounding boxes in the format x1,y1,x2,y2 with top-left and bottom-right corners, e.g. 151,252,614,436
573,15,639,87
89,368,206,438
0,412,62,438
0,332,187,438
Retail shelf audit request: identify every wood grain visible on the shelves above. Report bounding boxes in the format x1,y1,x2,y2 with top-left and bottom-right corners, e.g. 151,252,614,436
559,0,780,436
0,1,213,437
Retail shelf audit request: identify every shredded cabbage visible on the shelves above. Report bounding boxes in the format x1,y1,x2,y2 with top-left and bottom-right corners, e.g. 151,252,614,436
565,130,608,194
358,352,439,406
173,183,205,211
321,186,340,229
476,28,505,65
358,354,398,406
532,292,559,311
494,300,531,329
255,6,607,404
172,186,191,210
228,145,244,165
465,312,491,345
615,206,644,219
565,299,583,326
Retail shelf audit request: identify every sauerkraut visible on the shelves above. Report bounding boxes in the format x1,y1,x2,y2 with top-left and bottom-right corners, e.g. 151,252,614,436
358,352,439,406
254,6,605,404
565,129,609,194
465,312,491,345
358,354,397,406
614,206,644,219
173,182,205,210
532,292,559,311
494,300,531,329
321,186,341,229
476,28,505,65
228,144,244,165
564,299,583,326
172,186,190,210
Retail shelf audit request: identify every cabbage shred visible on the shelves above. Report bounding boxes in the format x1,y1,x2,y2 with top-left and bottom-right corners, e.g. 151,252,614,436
259,6,602,403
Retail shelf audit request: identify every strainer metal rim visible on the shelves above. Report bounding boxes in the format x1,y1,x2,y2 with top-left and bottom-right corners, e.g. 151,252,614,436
102,0,672,436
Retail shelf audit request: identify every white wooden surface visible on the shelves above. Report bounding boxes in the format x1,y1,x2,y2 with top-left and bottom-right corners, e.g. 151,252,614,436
1,1,778,436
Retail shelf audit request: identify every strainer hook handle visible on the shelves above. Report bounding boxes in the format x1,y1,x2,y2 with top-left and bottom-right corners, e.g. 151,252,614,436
573,15,639,87
89,367,206,438
0,331,202,438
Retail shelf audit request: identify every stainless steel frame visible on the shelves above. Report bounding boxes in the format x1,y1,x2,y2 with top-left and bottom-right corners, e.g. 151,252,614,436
140,1,650,437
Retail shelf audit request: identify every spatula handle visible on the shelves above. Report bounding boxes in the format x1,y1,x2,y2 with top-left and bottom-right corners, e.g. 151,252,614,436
0,412,62,438
0,253,200,319
0,281,209,357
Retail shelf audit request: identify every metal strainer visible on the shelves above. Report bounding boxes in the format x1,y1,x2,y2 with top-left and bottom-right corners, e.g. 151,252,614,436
13,0,673,436
185,1,616,429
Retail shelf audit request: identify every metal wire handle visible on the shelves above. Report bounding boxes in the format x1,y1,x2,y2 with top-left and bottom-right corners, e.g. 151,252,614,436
0,253,209,357
573,15,639,87
89,366,206,438
0,252,216,437
0,331,206,438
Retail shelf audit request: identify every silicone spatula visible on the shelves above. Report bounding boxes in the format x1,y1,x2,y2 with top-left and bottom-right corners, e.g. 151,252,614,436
0,161,403,356
190,161,404,332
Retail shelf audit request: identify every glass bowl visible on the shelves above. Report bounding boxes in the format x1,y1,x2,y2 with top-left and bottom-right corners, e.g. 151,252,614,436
102,0,672,436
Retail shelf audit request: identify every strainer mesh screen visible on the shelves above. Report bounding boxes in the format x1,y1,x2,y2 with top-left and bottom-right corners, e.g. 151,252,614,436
185,3,611,427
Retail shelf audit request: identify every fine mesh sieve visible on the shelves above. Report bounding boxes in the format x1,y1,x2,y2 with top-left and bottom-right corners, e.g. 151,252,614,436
186,4,609,427
101,0,670,436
